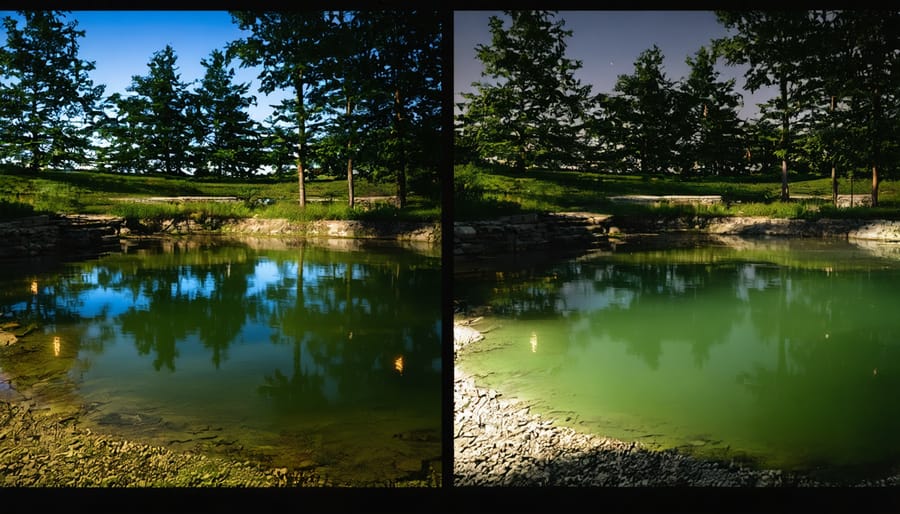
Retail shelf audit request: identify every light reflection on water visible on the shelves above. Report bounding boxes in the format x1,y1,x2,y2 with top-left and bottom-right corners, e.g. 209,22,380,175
0,238,442,484
456,237,900,477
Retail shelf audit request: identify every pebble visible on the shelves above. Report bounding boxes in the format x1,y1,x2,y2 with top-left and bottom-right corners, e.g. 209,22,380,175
0,398,432,487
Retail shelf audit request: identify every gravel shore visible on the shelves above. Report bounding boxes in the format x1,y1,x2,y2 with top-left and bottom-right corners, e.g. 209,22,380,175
453,322,900,488
0,397,345,487
0,393,437,488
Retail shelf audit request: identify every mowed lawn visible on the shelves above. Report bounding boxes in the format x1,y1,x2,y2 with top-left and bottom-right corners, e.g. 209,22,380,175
0,169,440,222
456,165,900,221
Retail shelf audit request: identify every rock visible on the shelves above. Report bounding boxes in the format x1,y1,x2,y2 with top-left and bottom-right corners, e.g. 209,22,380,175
0,331,16,346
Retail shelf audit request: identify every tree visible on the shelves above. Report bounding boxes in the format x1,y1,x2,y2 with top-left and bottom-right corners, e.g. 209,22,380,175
678,45,746,176
0,11,104,172
114,45,194,175
95,92,146,173
456,10,591,173
610,45,679,175
228,12,332,207
259,114,297,177
191,49,261,178
832,10,900,207
316,11,374,208
715,11,820,201
362,10,443,207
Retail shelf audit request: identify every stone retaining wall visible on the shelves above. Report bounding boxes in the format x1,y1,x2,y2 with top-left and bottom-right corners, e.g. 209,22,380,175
0,215,439,261
454,212,612,261
0,215,124,260
615,215,900,241
454,214,900,266
134,217,441,243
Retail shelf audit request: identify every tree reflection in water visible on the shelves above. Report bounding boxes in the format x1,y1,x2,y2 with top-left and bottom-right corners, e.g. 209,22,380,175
455,237,900,475
0,237,441,472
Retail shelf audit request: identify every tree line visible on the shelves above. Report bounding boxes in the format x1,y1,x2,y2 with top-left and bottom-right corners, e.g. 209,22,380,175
0,10,443,208
455,10,900,206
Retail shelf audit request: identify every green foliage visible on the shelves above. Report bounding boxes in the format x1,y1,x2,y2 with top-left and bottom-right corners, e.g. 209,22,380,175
191,49,262,178
456,10,592,172
0,11,105,171
609,45,680,174
455,9,898,200
678,46,746,176
352,10,443,207
100,45,194,175
228,11,335,205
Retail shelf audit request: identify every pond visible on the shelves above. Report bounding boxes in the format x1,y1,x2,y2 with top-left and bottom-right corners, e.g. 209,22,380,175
0,236,442,485
455,235,900,482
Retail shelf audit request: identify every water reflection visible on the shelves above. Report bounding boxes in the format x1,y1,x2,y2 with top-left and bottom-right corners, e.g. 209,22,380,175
0,237,442,481
456,237,900,473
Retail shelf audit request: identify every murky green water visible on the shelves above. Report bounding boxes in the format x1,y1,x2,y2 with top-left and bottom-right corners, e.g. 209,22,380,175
455,236,900,480
0,237,441,484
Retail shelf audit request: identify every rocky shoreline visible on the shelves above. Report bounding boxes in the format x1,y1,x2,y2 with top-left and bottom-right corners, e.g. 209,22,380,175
0,396,326,487
453,322,900,487
0,214,440,263
0,391,438,487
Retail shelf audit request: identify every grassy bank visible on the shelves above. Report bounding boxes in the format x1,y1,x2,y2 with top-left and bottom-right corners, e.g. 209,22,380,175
455,164,900,221
0,168,440,223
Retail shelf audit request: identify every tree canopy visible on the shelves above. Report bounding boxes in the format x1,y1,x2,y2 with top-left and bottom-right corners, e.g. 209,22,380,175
456,10,592,173
0,10,104,172
455,9,900,207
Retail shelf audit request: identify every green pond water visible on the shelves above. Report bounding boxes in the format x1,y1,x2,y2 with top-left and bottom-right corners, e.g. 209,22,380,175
455,236,900,481
0,237,442,485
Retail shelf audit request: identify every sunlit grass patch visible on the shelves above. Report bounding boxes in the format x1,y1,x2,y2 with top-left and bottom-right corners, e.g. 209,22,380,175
110,200,252,223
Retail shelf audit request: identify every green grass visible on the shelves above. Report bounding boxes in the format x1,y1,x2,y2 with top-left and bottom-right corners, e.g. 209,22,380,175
0,168,439,223
110,200,253,223
455,164,900,221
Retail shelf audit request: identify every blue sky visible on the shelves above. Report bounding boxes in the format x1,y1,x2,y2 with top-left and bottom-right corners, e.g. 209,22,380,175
1,10,288,122
454,11,776,120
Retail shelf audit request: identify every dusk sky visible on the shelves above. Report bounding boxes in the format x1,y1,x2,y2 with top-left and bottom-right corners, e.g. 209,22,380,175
454,10,776,120
0,10,289,122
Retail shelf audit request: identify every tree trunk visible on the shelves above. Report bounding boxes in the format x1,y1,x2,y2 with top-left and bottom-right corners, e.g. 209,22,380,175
830,96,837,206
28,99,41,173
346,96,354,209
781,158,789,201
780,77,789,202
850,174,854,207
870,90,881,208
394,87,406,208
872,164,879,208
831,163,838,206
296,74,306,208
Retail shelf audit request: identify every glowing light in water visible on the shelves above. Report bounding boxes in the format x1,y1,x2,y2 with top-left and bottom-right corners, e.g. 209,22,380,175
30,281,38,295
530,331,538,353
53,336,60,357
394,355,404,375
